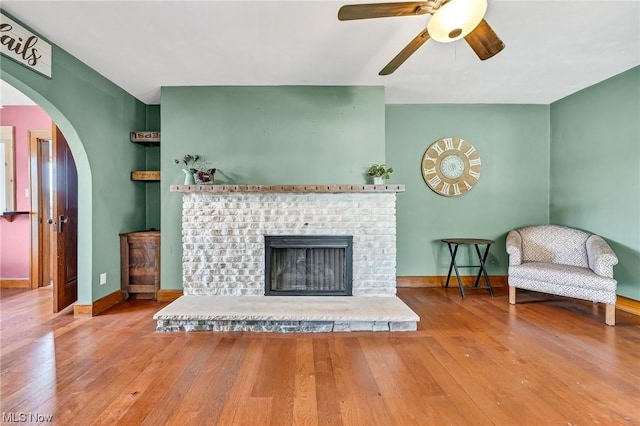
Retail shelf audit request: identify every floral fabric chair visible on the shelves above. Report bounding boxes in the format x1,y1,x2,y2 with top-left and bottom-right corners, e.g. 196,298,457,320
506,225,618,325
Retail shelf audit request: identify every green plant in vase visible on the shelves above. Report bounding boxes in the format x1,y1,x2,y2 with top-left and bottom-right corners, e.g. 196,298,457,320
367,164,393,184
175,154,216,185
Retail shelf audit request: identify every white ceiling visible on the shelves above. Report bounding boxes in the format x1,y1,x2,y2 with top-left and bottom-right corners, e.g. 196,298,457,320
0,80,35,105
1,0,639,106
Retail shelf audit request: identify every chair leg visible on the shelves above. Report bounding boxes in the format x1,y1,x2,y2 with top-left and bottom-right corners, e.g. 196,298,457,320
605,303,616,326
509,286,516,305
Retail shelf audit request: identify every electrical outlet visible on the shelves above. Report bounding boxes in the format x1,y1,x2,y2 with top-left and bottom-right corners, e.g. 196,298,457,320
25,188,29,198
99,273,107,285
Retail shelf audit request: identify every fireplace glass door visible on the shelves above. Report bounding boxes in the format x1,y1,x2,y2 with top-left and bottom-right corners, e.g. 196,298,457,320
265,235,353,296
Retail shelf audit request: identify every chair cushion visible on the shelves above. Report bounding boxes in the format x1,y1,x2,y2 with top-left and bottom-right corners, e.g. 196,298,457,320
509,262,617,292
519,225,590,267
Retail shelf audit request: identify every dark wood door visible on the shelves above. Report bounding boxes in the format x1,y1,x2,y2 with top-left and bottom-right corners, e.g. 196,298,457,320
52,125,78,313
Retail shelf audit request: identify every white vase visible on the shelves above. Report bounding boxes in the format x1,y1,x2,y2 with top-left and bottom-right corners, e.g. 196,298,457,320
373,176,384,185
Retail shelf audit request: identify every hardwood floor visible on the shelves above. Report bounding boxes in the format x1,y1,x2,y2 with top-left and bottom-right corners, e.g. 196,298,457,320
1,286,639,425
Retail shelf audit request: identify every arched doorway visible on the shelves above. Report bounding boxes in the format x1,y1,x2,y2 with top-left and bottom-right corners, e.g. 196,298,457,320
1,75,93,307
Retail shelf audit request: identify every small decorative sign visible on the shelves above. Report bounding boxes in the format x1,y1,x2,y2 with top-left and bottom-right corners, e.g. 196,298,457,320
130,131,161,142
0,12,52,78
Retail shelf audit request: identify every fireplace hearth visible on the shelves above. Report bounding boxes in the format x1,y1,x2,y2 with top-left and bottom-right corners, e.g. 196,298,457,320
265,235,353,296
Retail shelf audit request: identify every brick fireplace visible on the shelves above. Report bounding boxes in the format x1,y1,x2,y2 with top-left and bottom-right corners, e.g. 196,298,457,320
180,185,401,296
154,184,419,332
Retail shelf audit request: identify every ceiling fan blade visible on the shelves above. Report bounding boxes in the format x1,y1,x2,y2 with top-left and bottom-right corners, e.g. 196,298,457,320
464,19,505,60
338,2,428,21
379,28,430,76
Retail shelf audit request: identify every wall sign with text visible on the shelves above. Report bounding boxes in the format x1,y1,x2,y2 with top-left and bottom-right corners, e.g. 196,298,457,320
0,12,52,78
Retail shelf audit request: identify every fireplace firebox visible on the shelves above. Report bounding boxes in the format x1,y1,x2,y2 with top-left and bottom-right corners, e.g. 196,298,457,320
264,235,353,296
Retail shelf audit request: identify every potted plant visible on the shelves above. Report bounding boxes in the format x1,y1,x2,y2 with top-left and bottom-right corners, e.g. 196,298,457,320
175,154,216,185
367,164,393,184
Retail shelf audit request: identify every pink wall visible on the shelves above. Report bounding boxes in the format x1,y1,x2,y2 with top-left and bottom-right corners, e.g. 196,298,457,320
0,106,51,279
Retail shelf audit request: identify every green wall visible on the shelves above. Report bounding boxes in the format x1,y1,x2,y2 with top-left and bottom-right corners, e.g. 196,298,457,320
145,105,161,230
550,66,640,300
0,10,149,303
160,86,386,289
386,105,551,276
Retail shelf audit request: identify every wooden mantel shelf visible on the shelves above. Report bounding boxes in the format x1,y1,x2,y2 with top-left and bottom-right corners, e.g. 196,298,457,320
170,184,405,194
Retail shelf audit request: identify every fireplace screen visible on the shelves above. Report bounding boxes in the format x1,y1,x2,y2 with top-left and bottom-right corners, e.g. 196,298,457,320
265,235,353,296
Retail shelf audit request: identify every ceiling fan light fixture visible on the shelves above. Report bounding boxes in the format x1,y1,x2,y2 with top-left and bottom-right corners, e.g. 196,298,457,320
427,0,488,43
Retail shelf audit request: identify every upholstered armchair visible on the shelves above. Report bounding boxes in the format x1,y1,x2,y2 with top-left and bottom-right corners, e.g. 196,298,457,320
506,225,618,325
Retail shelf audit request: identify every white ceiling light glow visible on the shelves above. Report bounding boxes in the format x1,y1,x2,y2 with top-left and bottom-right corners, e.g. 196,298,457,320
427,0,488,43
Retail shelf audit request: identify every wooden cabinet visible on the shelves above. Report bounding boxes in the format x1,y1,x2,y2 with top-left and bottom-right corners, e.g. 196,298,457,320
120,230,160,300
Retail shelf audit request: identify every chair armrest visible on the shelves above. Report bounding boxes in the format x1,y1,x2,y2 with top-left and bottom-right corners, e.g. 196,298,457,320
506,230,522,265
586,235,618,278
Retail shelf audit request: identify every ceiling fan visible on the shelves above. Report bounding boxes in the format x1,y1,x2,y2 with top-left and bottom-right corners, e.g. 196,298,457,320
338,0,505,75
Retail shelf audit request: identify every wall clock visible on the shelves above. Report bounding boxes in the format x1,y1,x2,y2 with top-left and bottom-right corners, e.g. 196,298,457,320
421,137,481,197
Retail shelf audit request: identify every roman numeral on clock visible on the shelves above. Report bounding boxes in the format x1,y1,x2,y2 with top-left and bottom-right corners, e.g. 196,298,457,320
423,153,437,163
431,142,444,155
428,175,442,188
441,182,451,195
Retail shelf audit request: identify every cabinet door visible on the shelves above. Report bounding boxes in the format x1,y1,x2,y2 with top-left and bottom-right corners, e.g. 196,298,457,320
121,233,160,299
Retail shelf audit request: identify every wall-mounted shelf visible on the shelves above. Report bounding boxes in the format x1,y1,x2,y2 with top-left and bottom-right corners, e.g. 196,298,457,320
131,171,160,181
130,131,160,147
130,131,160,181
131,141,159,147
170,184,406,193
1,211,29,222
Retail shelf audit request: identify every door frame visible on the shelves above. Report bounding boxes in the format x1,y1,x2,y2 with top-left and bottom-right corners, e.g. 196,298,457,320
28,129,52,290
